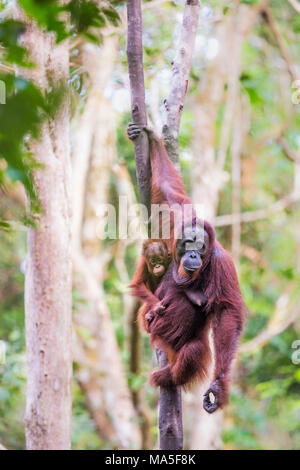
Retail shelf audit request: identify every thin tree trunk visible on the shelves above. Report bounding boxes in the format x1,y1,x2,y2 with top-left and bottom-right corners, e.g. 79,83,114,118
191,15,232,221
15,13,72,449
263,7,299,82
162,0,201,167
126,0,151,214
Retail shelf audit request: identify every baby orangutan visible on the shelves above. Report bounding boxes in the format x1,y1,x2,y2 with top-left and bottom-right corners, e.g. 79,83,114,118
130,239,171,332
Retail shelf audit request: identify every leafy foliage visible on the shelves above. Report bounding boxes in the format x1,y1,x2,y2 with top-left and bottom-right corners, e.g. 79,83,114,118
0,20,28,65
0,0,124,227
19,0,124,43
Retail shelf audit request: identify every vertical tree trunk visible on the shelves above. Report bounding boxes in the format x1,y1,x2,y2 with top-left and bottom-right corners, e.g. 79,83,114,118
15,10,72,449
156,350,183,450
127,0,151,214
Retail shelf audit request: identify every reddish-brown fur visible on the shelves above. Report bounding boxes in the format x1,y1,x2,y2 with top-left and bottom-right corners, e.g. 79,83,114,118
130,239,170,332
129,126,245,413
129,130,193,318
149,222,244,410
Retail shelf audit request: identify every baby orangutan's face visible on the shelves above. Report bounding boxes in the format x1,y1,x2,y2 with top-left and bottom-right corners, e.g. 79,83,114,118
145,241,170,278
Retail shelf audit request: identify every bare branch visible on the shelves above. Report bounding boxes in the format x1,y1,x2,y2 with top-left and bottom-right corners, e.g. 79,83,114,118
287,0,300,14
240,292,299,354
277,136,300,165
214,192,300,227
163,0,201,165
263,7,298,82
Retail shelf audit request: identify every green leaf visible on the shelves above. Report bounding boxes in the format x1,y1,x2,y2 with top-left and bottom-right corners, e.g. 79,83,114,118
68,0,106,34
101,6,121,27
0,220,11,231
0,19,29,66
241,0,259,4
19,0,68,42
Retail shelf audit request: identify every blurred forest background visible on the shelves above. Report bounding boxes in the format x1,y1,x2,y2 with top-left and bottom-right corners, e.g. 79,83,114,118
0,0,300,450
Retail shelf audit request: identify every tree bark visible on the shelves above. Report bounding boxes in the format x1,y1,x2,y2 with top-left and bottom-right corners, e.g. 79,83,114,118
156,350,183,450
15,13,72,449
162,0,201,166
127,0,151,214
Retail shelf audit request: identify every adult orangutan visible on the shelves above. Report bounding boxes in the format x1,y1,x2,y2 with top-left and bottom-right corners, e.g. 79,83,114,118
129,122,193,320
128,123,245,413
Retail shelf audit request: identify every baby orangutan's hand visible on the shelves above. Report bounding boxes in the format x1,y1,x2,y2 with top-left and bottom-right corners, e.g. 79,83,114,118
152,300,166,316
145,301,165,332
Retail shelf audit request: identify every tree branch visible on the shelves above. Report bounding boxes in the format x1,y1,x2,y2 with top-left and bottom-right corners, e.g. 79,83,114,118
239,292,299,354
287,0,300,14
277,136,300,165
214,192,300,227
162,0,201,165
263,7,298,82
